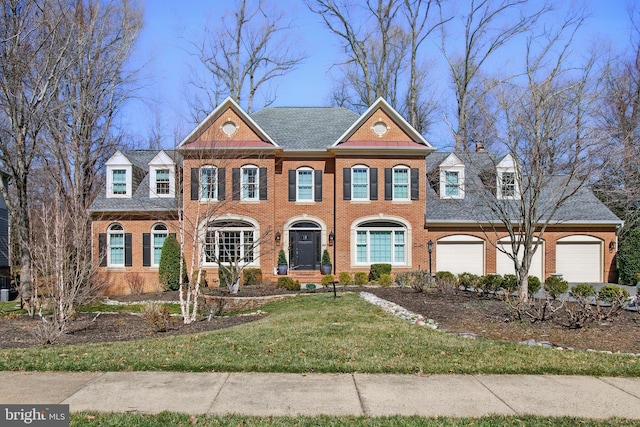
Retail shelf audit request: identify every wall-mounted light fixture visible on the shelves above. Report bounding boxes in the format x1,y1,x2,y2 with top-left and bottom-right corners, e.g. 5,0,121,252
328,231,335,246
609,240,616,251
275,231,281,243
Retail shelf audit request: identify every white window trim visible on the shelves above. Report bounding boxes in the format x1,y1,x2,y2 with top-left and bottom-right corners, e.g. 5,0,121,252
107,166,132,198
351,165,370,201
350,215,412,268
200,216,260,268
107,224,125,267
149,166,175,199
440,167,465,199
392,165,410,201
151,223,168,267
497,170,520,200
200,165,218,201
241,165,259,201
296,167,314,202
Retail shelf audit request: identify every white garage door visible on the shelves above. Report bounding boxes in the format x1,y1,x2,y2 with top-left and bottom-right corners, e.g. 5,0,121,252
436,236,484,276
556,236,602,283
496,240,544,280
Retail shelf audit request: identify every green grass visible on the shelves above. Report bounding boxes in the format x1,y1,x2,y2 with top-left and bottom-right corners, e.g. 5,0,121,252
0,300,25,316
1,294,639,376
75,302,182,315
70,413,639,426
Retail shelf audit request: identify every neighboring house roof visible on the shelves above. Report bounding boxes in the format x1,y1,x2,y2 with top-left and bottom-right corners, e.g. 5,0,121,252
425,151,622,225
251,106,359,150
89,150,181,214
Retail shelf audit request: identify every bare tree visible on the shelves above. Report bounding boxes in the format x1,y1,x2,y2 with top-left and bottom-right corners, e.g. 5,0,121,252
440,0,551,151
188,0,305,119
0,0,74,314
462,13,603,302
34,0,142,324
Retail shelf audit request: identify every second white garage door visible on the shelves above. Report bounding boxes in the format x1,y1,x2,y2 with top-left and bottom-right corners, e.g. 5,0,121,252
436,235,485,276
555,236,602,283
496,240,544,280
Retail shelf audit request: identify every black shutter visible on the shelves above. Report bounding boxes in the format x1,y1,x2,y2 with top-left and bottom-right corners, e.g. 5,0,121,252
314,170,322,202
288,170,296,201
98,233,107,267
218,168,226,200
343,168,351,200
370,168,378,200
259,167,267,200
384,168,392,200
190,168,199,200
142,233,150,267
232,168,240,200
411,168,419,200
124,233,132,267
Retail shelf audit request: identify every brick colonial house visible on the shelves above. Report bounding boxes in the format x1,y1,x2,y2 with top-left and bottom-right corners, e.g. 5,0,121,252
90,97,622,294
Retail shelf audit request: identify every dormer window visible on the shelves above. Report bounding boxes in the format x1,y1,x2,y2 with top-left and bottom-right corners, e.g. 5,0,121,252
105,151,132,198
496,154,519,200
148,151,176,199
439,153,465,199
112,170,127,195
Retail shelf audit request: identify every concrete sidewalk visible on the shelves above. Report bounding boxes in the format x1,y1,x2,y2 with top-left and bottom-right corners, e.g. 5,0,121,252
1,372,640,419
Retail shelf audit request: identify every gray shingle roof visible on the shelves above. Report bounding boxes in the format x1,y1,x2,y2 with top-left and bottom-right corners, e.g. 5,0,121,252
425,151,622,224
251,107,359,150
89,150,181,214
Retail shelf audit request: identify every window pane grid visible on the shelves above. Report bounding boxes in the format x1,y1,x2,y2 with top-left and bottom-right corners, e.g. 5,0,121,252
153,233,167,265
393,168,409,199
242,167,258,200
201,168,217,199
109,233,124,265
352,168,368,199
445,171,459,196
112,170,126,195
156,169,170,195
356,228,406,265
297,170,313,201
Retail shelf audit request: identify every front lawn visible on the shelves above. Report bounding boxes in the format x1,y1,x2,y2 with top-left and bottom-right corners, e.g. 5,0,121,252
1,293,639,376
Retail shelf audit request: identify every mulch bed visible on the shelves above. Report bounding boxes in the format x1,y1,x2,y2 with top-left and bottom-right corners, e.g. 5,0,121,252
1,284,639,353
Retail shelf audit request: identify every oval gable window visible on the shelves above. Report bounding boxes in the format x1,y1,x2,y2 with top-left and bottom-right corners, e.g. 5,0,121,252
222,121,238,136
372,121,388,137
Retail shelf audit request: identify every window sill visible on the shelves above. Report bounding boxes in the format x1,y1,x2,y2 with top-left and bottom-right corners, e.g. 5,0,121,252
106,266,126,270
294,201,316,205
240,200,260,204
350,200,371,204
392,200,412,204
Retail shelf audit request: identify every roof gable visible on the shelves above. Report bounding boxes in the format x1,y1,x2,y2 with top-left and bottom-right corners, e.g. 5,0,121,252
148,150,174,166
439,153,464,168
179,97,277,149
106,150,131,166
333,97,433,151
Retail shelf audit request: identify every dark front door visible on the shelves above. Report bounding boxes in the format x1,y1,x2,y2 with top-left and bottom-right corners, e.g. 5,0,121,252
290,230,321,270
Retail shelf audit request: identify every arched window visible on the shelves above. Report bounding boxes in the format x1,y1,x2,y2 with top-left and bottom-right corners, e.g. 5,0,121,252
241,165,259,201
108,224,125,266
200,165,218,200
392,165,410,200
296,167,314,201
355,220,407,265
204,220,256,265
151,223,168,266
351,165,369,200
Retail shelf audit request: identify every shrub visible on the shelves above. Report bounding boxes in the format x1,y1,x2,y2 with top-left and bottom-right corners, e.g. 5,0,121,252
243,268,263,286
501,274,518,293
369,264,391,281
435,271,456,282
408,270,431,293
394,272,411,288
479,274,502,293
354,272,368,286
338,272,352,285
569,283,596,299
435,271,458,295
277,249,288,266
158,235,187,291
141,303,170,332
192,270,208,287
544,276,569,299
458,272,480,290
528,276,542,296
618,228,640,285
378,273,393,287
321,249,332,266
218,266,233,289
598,285,629,304
321,274,335,287
276,277,300,291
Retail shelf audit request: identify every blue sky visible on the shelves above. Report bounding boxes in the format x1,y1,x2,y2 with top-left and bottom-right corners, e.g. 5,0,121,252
123,0,636,148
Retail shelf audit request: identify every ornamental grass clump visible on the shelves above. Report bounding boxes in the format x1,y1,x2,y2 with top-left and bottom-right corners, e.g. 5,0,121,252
354,272,368,286
338,271,352,286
